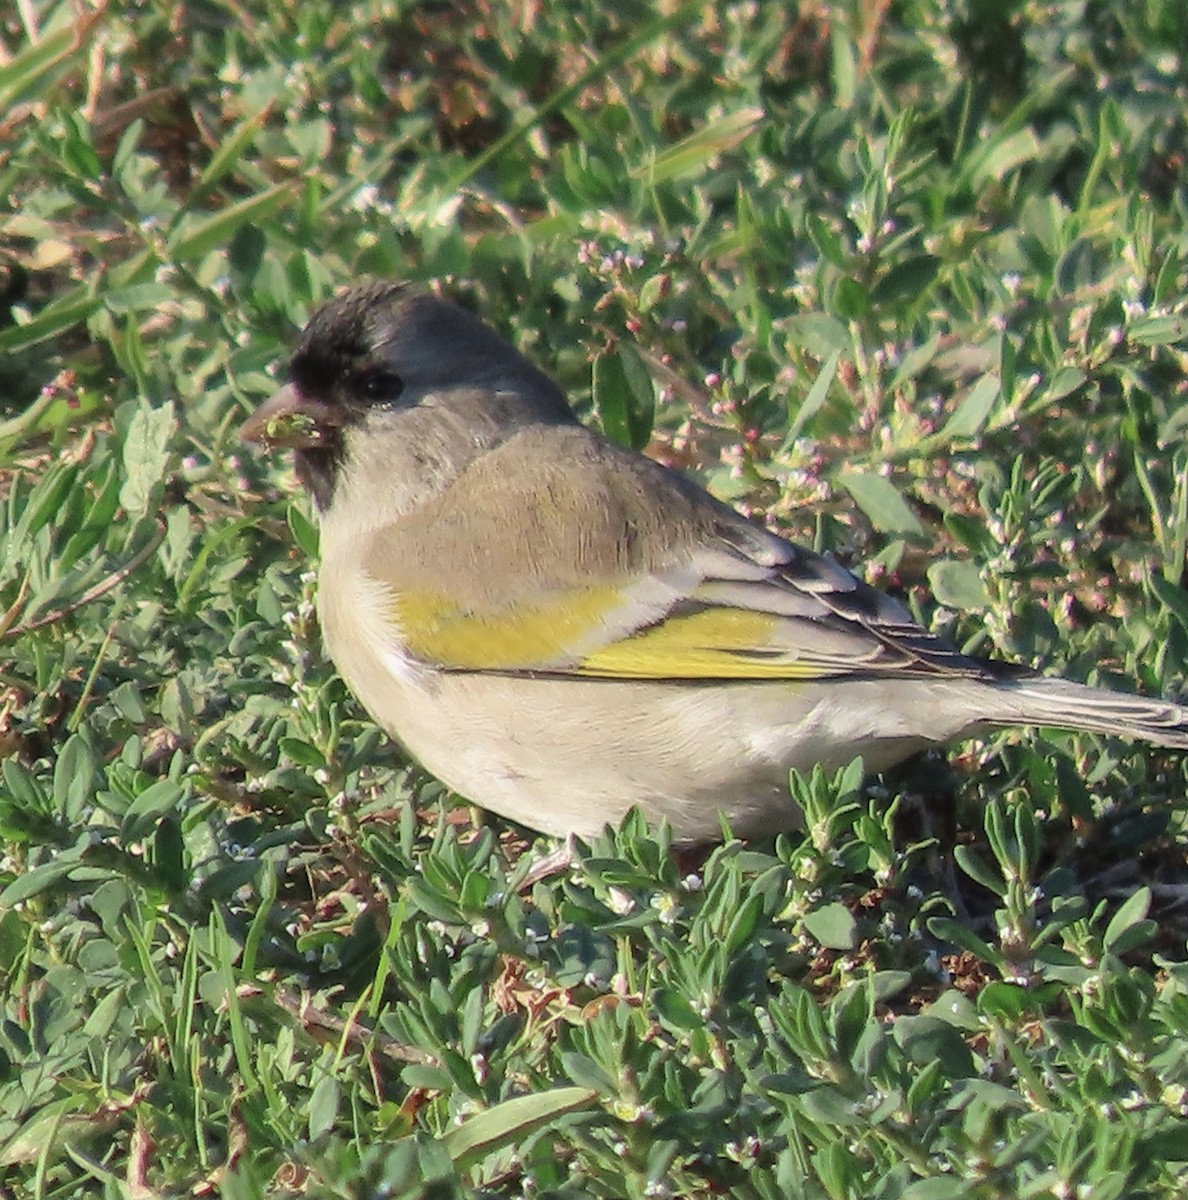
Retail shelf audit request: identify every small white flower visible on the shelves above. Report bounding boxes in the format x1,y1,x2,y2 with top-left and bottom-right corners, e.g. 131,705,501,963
349,184,381,212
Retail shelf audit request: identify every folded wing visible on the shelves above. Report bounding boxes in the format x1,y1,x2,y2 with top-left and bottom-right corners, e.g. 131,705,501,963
372,458,995,684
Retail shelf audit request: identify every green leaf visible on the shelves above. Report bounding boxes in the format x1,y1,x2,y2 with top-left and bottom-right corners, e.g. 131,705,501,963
0,860,77,907
440,1087,597,1171
103,282,178,315
1103,886,1151,955
0,21,91,112
962,126,1040,191
902,1179,974,1200
943,511,995,557
1045,366,1085,401
724,893,762,953
308,1075,341,1141
872,255,941,307
0,1099,79,1167
798,1084,867,1126
121,779,186,841
287,501,319,557
593,344,655,450
404,878,466,924
833,276,870,319
924,990,980,1031
785,312,851,359
939,374,1000,442
869,970,912,1001
559,1053,615,1093
978,981,1062,1020
52,734,96,821
1128,314,1187,347
636,106,764,184
890,334,941,389
803,901,856,950
0,288,102,353
120,402,176,518
1,758,47,815
151,816,187,892
110,680,147,723
166,181,296,262
782,349,839,450
13,462,78,542
953,844,1008,897
838,470,924,538
928,917,999,963
61,112,102,179
1108,918,1159,956
927,559,991,610
280,738,328,769
185,104,273,211
401,1064,453,1092
976,982,1031,1021
893,1015,975,1077
654,987,702,1032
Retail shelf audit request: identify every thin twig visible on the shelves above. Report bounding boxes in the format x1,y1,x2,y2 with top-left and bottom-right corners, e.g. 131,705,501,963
267,985,439,1066
1,517,166,640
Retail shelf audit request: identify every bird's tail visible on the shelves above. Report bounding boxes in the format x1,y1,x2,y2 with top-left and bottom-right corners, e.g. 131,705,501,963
991,676,1188,750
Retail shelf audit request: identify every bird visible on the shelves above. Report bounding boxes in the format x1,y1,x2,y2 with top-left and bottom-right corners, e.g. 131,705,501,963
240,281,1188,843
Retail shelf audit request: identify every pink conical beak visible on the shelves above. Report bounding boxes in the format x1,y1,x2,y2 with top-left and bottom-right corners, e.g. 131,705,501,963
240,383,343,449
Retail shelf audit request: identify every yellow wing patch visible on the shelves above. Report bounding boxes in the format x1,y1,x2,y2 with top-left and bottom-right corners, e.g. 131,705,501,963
391,587,624,670
391,589,833,680
577,606,829,679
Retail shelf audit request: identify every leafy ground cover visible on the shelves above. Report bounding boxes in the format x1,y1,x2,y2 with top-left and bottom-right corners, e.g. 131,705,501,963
2,1,1188,1196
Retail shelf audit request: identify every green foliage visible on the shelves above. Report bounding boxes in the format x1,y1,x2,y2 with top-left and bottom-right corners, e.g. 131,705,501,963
3,0,1188,1195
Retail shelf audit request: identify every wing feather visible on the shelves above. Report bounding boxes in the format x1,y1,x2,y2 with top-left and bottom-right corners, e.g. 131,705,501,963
362,427,992,683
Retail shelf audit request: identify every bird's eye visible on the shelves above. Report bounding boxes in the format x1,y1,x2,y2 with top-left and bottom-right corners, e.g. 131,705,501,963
358,369,405,405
